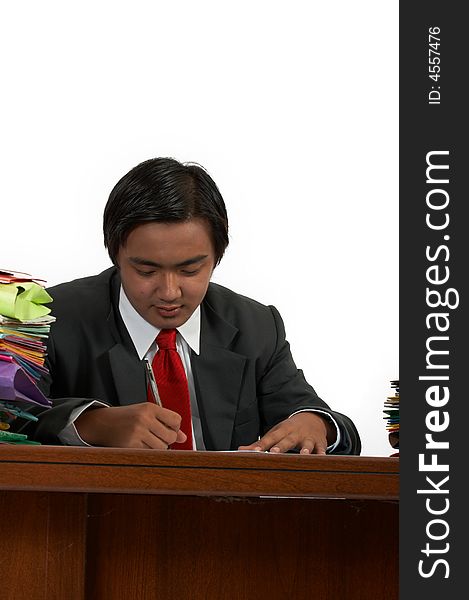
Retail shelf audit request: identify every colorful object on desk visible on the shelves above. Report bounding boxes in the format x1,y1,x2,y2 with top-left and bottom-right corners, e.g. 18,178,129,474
383,379,399,455
0,313,55,382
0,269,47,286
0,360,51,407
0,402,39,421
0,281,52,321
0,430,41,444
0,430,28,441
0,268,54,445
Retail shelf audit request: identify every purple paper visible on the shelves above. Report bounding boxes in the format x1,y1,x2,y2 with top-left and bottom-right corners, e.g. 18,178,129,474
0,361,51,407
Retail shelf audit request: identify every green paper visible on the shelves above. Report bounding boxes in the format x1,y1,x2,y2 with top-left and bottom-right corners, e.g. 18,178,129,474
0,282,52,321
0,430,28,441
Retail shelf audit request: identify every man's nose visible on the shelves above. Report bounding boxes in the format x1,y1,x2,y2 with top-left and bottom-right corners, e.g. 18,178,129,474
157,272,182,302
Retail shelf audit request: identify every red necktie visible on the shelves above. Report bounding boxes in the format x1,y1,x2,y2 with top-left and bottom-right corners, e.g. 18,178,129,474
149,328,193,450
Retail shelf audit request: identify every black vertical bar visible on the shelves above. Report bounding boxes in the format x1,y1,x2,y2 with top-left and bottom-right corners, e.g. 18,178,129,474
400,2,465,597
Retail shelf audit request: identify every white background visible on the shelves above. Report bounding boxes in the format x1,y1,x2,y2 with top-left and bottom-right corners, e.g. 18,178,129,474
1,1,398,456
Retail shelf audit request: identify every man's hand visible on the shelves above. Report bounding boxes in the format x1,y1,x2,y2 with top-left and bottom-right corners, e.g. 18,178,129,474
238,412,336,454
75,403,187,449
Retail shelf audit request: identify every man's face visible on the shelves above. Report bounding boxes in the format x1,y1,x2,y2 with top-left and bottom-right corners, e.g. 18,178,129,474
117,218,216,329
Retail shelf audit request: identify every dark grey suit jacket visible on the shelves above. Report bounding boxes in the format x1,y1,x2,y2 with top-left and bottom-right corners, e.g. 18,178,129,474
28,268,360,453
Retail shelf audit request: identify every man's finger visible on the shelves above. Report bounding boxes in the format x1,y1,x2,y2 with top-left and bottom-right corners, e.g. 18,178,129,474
253,428,297,453
299,438,317,455
173,430,188,444
311,439,327,455
237,443,264,452
240,422,303,453
141,431,171,450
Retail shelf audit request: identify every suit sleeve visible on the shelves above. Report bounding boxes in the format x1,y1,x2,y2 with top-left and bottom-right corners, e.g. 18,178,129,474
257,306,361,455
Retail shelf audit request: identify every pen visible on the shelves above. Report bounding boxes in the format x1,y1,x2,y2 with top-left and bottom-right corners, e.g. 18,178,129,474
144,358,162,406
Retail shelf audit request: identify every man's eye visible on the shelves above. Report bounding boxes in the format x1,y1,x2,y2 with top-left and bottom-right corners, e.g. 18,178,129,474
137,270,155,277
181,269,199,276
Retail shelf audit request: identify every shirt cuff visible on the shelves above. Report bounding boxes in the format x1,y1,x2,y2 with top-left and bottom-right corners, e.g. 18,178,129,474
289,409,341,453
58,400,108,446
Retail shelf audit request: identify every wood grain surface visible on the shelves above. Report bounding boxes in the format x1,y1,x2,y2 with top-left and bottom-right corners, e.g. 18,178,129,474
0,448,398,600
0,446,398,499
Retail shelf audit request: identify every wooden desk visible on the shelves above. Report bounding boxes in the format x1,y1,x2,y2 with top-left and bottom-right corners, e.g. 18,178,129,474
0,447,398,600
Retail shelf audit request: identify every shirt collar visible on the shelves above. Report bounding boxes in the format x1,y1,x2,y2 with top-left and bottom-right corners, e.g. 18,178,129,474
118,286,201,358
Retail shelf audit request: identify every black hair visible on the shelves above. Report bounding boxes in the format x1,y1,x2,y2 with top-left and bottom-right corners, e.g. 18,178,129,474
103,157,229,265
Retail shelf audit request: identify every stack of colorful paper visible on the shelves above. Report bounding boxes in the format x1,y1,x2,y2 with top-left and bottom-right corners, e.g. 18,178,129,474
383,379,399,456
0,269,54,445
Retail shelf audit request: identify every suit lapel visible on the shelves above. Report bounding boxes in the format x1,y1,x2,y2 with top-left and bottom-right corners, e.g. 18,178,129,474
108,342,147,406
191,301,247,450
106,276,147,406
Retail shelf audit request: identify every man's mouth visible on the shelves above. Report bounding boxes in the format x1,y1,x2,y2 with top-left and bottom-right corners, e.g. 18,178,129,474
155,305,182,317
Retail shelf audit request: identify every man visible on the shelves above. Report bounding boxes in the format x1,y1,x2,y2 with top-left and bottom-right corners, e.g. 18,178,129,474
32,157,361,454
